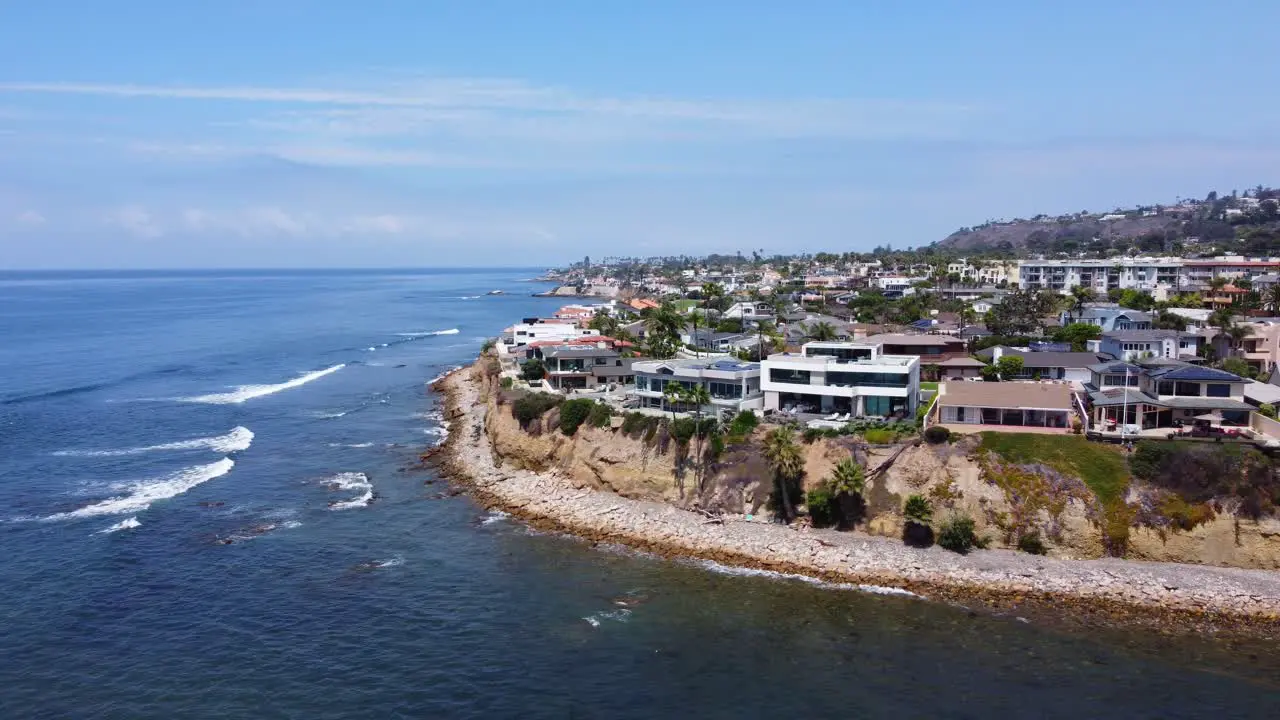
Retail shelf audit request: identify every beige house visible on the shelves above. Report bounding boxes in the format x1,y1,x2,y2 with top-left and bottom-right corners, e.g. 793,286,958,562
933,381,1075,433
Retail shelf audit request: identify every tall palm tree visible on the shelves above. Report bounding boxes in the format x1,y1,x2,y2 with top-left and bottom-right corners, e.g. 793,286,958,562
682,384,713,489
662,382,684,422
827,457,865,529
762,426,804,522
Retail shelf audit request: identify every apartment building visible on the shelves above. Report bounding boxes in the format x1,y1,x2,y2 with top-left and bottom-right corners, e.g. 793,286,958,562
760,341,920,419
1018,258,1182,293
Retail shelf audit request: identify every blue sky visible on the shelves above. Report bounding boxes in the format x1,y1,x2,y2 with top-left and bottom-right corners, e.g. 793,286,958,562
2,1,1279,268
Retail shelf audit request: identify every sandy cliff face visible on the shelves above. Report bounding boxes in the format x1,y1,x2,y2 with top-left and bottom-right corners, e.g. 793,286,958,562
482,378,1280,569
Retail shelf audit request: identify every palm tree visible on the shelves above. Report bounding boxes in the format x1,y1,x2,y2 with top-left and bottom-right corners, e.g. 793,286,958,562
827,457,865,529
806,321,838,342
1267,284,1280,314
762,426,804,522
683,384,713,489
644,302,683,359
1067,286,1094,323
662,382,684,422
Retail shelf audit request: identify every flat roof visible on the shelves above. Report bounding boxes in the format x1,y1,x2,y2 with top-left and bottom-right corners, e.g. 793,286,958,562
865,333,965,346
938,381,1073,411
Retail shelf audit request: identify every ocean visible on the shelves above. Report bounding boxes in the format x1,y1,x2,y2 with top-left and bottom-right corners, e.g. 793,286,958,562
0,268,1276,719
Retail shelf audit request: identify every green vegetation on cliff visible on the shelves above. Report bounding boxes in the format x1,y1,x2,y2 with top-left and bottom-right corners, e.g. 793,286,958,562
978,433,1128,505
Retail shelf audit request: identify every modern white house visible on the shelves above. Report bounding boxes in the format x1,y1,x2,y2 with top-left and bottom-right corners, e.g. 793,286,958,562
721,301,776,322
506,319,596,347
760,341,920,419
1097,329,1202,361
630,358,764,415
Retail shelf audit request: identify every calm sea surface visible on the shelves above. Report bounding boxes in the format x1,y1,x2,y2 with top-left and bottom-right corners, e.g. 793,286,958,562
0,269,1276,719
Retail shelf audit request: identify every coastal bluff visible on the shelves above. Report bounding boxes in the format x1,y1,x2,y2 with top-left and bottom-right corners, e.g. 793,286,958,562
434,358,1280,638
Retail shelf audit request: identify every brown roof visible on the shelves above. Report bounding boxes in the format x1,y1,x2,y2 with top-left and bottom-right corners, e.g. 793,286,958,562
937,381,1073,410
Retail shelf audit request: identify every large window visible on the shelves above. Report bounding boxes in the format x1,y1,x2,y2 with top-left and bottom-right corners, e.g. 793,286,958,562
1205,383,1231,398
1174,381,1201,397
770,368,811,385
863,395,908,417
708,381,741,399
1156,380,1173,395
828,371,909,388
1102,374,1139,387
807,346,872,362
636,376,649,391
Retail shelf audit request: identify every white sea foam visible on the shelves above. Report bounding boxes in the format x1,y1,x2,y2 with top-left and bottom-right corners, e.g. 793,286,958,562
582,608,632,628
376,556,404,568
427,365,463,385
54,426,254,457
179,365,344,404
97,516,141,534
315,411,348,419
456,295,482,300
396,328,460,337
327,442,375,448
480,510,509,525
689,559,922,598
325,472,373,511
46,458,235,520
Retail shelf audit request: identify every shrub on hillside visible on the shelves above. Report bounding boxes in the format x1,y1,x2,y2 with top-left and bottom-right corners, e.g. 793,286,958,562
923,426,951,444
937,514,979,554
728,410,759,437
1129,441,1280,519
902,494,934,548
1017,531,1047,555
519,358,546,382
805,484,839,528
558,398,596,436
670,417,698,444
863,428,896,444
587,402,613,429
511,393,562,428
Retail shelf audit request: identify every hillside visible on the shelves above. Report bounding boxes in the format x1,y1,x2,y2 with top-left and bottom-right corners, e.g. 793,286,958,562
933,188,1280,255
937,215,1181,253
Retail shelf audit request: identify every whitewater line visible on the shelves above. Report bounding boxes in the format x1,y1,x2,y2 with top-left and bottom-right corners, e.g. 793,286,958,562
54,426,254,457
179,365,344,404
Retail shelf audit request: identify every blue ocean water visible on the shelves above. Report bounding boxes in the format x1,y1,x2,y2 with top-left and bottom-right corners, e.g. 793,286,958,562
0,269,1276,719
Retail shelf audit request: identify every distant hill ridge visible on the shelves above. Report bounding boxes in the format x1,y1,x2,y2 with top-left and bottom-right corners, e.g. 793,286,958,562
934,188,1280,255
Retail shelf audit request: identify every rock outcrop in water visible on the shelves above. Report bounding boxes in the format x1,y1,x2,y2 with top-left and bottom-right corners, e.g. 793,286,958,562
434,359,1280,638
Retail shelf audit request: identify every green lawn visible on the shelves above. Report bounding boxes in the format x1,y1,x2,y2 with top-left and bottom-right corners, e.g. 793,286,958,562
977,432,1130,506
672,299,700,313
920,381,938,392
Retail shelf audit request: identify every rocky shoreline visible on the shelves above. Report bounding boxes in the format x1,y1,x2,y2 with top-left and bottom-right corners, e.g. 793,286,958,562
432,360,1280,639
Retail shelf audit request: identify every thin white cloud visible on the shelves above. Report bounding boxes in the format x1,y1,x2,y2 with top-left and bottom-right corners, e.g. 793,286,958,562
0,77,977,140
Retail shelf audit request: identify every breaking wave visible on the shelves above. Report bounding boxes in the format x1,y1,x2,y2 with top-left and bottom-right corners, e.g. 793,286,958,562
44,458,236,520
179,365,344,404
325,472,373,511
396,328,459,337
54,426,254,457
427,366,463,385
96,517,141,534
582,608,632,628
689,559,922,598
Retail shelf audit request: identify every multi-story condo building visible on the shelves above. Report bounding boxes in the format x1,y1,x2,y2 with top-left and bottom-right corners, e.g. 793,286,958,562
760,341,920,419
630,358,764,415
1180,257,1280,289
1018,258,1182,294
